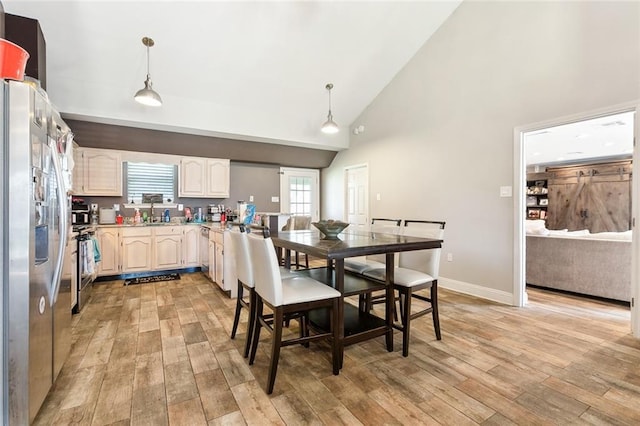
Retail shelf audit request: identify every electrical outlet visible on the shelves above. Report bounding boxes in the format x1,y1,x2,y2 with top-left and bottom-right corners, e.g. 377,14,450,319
177,204,184,211
249,195,254,202
447,253,453,262
113,204,120,211
271,196,279,203
376,193,381,201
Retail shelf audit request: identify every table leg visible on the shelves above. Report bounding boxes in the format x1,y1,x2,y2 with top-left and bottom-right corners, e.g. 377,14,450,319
283,249,292,269
335,258,345,369
385,253,394,352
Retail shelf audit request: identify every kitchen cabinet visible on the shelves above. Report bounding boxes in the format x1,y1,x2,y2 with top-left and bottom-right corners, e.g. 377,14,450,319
209,229,237,297
546,160,632,233
97,227,120,276
153,227,182,270
179,157,230,198
5,14,47,89
121,228,153,273
208,239,216,282
206,158,230,198
183,226,200,267
74,147,122,196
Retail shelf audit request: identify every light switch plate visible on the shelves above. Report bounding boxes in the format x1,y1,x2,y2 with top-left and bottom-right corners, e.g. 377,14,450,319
500,186,513,197
271,196,279,203
113,204,120,211
249,195,254,202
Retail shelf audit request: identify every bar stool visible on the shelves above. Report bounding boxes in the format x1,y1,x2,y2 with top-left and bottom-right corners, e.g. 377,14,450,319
281,215,312,268
345,218,401,274
362,220,445,356
247,231,341,394
345,218,402,314
229,226,298,358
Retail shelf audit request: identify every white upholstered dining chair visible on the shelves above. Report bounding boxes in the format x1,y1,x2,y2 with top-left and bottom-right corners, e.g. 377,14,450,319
362,220,445,356
229,226,298,359
246,231,341,394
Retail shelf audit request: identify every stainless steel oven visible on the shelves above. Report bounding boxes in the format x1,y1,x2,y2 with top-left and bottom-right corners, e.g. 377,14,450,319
74,225,97,313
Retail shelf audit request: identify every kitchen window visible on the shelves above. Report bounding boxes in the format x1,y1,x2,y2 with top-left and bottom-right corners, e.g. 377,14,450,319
125,162,177,205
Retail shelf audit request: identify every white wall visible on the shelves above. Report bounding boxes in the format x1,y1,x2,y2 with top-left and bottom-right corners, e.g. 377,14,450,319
322,1,640,300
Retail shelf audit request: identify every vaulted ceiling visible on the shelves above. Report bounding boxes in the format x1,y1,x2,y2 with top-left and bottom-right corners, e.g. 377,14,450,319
3,1,462,151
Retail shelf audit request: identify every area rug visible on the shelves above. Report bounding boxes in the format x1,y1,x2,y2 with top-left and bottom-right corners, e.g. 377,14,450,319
124,273,180,286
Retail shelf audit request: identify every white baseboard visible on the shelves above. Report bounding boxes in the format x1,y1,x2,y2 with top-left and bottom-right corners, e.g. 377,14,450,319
439,276,514,305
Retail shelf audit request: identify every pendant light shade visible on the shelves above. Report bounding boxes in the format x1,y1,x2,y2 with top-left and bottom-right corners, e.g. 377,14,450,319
134,37,162,107
321,83,338,134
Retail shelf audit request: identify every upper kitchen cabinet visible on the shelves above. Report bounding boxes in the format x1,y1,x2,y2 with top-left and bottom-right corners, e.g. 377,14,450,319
206,158,230,198
179,157,230,198
5,14,47,89
74,147,122,196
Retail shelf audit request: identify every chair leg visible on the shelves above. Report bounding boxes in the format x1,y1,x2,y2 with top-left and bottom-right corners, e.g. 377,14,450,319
300,315,310,348
331,298,340,375
266,307,284,394
230,281,244,339
431,282,441,340
358,294,366,312
249,298,263,365
243,288,256,358
400,287,412,357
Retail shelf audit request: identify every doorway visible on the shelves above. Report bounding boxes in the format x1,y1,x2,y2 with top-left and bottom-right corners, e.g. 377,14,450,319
514,103,639,338
344,164,369,227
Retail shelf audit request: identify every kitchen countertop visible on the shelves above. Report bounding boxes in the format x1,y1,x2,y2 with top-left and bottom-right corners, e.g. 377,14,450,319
96,221,209,228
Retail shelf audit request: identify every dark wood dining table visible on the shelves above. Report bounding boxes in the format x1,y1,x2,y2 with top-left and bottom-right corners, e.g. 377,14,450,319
270,229,442,366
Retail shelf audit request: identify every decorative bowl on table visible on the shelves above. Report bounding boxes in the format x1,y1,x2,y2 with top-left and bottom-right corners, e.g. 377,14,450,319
312,220,350,240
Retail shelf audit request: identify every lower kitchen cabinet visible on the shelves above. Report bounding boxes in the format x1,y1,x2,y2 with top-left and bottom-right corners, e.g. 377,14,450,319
183,226,200,267
154,227,182,270
208,239,215,282
96,225,203,276
209,228,237,298
121,228,153,273
97,227,120,276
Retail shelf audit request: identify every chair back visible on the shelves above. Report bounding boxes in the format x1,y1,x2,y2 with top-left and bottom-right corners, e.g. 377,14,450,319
367,218,402,263
229,228,253,288
399,220,445,279
281,215,312,231
369,218,402,234
247,232,284,306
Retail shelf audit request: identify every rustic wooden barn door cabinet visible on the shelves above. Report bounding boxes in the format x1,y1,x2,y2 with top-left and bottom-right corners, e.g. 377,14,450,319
546,160,632,233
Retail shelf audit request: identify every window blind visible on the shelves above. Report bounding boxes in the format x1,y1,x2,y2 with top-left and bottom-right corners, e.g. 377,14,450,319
126,162,176,204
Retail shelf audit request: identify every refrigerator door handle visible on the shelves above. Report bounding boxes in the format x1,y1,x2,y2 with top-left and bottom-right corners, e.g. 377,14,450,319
49,138,68,306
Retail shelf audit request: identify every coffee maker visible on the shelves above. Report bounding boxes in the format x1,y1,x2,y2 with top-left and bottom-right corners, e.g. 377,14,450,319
71,198,91,226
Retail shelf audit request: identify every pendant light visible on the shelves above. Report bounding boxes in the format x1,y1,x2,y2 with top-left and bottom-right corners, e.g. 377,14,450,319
134,37,162,107
321,83,339,134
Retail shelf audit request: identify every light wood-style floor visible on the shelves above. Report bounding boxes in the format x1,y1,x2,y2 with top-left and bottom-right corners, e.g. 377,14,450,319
34,272,640,425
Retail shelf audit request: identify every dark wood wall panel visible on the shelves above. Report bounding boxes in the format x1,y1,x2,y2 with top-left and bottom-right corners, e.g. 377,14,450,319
65,118,338,169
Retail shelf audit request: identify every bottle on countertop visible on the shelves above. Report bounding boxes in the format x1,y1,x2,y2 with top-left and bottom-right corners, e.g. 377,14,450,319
134,208,141,224
164,209,170,223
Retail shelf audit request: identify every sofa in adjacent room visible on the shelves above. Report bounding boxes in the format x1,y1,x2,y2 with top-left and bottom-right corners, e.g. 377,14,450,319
525,220,631,302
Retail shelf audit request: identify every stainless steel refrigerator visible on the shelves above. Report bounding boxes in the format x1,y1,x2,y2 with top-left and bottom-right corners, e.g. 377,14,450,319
2,80,73,424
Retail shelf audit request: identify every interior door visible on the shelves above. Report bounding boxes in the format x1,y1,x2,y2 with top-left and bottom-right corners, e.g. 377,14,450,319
279,168,319,222
345,165,368,228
